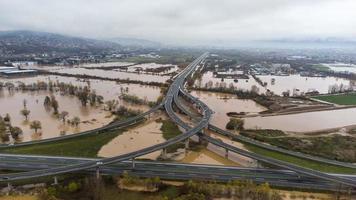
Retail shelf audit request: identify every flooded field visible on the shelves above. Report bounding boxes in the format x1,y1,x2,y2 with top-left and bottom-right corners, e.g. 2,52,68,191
195,71,353,96
257,74,351,95
206,132,257,167
184,132,256,167
0,90,113,142
34,62,135,70
121,63,178,75
98,114,165,159
194,71,266,93
244,107,356,132
49,67,170,83
0,75,160,103
78,61,134,68
321,63,356,74
0,75,161,143
180,148,238,166
190,90,267,128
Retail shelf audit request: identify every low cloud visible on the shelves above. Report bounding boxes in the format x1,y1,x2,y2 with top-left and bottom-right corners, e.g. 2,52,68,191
0,0,355,45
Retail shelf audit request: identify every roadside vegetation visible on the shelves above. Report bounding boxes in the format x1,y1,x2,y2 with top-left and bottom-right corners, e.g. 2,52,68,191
157,118,184,153
244,142,356,174
24,173,283,200
242,129,286,139
242,130,356,163
159,119,182,140
225,118,244,130
313,93,356,105
0,129,124,157
0,114,23,143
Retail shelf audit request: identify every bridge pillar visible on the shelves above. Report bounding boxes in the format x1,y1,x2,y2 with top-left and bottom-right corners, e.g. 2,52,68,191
96,167,100,180
6,182,12,194
185,139,189,149
162,148,167,158
53,176,58,185
225,149,229,158
256,161,262,168
198,135,205,144
132,158,136,168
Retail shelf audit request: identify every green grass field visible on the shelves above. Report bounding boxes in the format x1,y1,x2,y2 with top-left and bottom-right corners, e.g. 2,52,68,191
313,93,356,105
311,64,331,72
0,129,124,157
244,143,356,174
160,119,182,140
159,119,184,153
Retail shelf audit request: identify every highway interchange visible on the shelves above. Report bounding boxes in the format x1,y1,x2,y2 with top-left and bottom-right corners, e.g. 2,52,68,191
1,53,356,192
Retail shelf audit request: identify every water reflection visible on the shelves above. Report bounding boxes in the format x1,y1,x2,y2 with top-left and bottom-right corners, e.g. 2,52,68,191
244,107,356,132
98,115,165,159
191,90,267,128
257,74,351,95
0,75,161,143
195,71,266,94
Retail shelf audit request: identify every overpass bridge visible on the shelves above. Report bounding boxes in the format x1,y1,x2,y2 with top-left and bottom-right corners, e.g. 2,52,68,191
1,52,356,191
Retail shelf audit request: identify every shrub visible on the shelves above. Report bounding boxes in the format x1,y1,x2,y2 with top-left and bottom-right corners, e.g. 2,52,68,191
226,118,244,130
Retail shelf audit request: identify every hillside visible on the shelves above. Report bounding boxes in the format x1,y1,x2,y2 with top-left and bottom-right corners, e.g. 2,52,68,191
0,30,122,54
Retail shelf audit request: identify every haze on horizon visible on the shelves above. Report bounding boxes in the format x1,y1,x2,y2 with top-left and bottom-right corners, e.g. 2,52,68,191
0,0,356,46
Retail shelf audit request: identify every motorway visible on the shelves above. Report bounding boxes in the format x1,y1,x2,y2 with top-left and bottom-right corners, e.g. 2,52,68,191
0,154,347,191
1,52,356,191
177,87,356,169
0,53,209,182
163,55,356,188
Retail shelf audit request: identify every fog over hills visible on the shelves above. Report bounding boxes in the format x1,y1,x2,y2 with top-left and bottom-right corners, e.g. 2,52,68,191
108,37,161,48
0,30,122,54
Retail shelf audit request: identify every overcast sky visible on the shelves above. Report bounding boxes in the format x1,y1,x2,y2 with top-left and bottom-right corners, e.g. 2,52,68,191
0,0,355,45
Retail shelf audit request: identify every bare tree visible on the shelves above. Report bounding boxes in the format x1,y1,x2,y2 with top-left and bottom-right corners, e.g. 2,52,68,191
30,120,42,134
20,109,31,121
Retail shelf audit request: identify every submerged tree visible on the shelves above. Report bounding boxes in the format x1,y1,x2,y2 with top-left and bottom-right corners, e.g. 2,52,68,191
3,113,11,123
50,95,59,114
30,120,42,134
44,96,51,107
105,100,118,111
226,118,244,131
20,109,31,121
71,117,81,127
23,99,27,109
59,111,69,123
0,118,9,142
9,126,23,140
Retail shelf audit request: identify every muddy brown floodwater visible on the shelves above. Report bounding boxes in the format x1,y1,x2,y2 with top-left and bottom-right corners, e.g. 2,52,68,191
257,74,352,95
0,90,113,143
180,148,238,166
98,113,166,159
0,76,161,143
190,90,267,128
195,71,266,94
244,107,356,133
0,75,161,102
